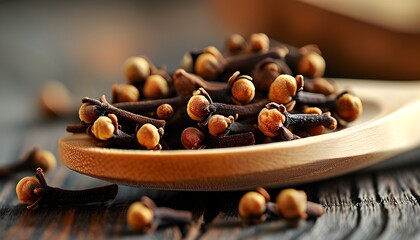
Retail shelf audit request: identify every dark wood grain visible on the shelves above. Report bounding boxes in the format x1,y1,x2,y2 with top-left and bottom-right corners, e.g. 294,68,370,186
1,121,420,239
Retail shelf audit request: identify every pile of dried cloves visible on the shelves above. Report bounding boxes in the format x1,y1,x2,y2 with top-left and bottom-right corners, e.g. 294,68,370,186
67,33,363,150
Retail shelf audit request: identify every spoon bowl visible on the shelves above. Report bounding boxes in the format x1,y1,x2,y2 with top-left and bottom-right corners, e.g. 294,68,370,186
59,79,420,190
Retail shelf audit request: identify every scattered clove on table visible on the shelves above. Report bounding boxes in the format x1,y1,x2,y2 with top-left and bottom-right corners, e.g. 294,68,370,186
15,168,118,210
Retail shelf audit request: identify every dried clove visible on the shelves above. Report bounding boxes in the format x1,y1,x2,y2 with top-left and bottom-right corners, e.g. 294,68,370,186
193,46,226,80
252,58,293,92
0,148,56,177
184,44,288,81
294,91,363,122
127,196,193,233
111,83,140,103
265,102,337,129
39,81,73,118
238,188,271,224
222,47,288,78
16,168,118,210
272,42,326,78
80,95,166,129
142,74,171,99
275,188,325,226
173,69,255,105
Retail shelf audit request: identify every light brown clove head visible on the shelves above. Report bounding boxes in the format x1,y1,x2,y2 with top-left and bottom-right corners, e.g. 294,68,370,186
143,75,170,99
16,176,42,206
208,114,234,137
186,92,211,121
268,74,304,105
226,33,247,55
238,191,267,223
248,33,270,52
181,127,206,149
336,93,363,122
297,46,326,78
257,107,286,137
39,81,73,118
124,56,151,84
91,116,115,141
276,188,308,220
127,201,154,232
156,104,174,121
229,72,255,105
136,123,162,150
78,102,100,124
112,84,140,103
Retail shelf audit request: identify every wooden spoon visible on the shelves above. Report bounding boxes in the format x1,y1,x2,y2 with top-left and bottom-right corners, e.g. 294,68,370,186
59,79,420,191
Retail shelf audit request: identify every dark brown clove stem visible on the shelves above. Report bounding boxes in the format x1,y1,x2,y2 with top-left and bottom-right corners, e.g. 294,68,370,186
284,112,336,129
66,123,89,133
279,42,304,71
154,207,193,227
181,127,255,149
306,201,325,218
45,184,118,205
266,200,324,219
223,47,288,76
173,68,227,98
207,132,255,148
294,91,337,108
228,121,255,134
210,99,269,120
266,102,337,130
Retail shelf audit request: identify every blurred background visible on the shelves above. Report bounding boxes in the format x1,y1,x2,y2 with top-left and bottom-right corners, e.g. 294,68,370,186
1,0,420,129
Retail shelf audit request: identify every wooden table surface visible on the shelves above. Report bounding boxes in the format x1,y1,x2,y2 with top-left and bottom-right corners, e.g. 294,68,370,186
1,118,420,239
1,2,420,239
